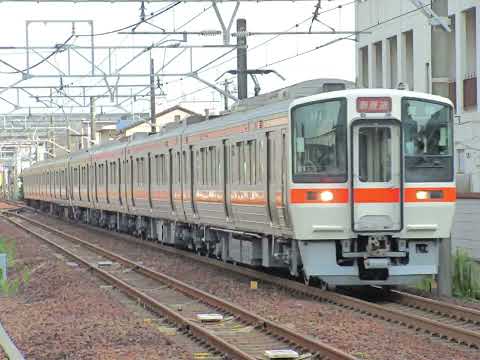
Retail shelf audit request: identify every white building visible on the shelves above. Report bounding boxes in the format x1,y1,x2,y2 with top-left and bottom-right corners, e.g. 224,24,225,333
356,0,480,192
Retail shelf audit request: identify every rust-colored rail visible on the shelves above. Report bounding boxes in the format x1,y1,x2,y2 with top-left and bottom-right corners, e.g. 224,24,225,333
390,289,480,325
2,211,357,360
32,210,480,349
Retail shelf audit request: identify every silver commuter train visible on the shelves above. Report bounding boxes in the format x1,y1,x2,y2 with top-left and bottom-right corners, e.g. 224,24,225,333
22,79,456,287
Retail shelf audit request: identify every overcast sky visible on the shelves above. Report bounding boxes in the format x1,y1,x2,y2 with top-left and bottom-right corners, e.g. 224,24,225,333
0,0,355,116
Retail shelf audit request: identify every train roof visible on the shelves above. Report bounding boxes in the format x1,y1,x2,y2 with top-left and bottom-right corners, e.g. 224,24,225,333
24,78,357,169
290,88,454,109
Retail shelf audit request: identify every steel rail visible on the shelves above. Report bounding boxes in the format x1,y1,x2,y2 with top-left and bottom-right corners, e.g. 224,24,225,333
389,289,480,324
2,210,357,360
27,209,480,349
1,214,255,360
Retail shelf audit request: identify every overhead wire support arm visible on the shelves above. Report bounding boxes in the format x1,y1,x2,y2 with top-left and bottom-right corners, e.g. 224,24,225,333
212,0,240,45
191,74,238,101
408,0,451,32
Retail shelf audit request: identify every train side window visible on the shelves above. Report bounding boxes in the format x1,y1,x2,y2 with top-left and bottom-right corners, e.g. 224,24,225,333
237,142,245,185
95,163,98,201
204,148,209,185
258,140,263,184
247,140,256,185
230,145,237,185
183,151,187,186
118,159,122,205
130,156,135,206
209,146,216,185
106,161,110,203
199,148,205,185
142,157,146,186
154,155,159,185
177,152,181,184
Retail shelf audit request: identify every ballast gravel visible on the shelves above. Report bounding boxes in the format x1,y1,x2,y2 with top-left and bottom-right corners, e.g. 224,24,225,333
18,211,480,360
0,216,193,360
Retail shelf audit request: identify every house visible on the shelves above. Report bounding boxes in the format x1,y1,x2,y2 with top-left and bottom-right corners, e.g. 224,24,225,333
119,105,200,137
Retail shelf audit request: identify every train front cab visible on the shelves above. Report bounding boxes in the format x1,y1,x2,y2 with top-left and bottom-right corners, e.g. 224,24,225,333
288,90,455,286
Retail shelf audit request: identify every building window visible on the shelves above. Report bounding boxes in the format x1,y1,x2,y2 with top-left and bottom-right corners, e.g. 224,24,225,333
374,41,383,87
403,30,414,90
388,36,398,88
359,46,369,88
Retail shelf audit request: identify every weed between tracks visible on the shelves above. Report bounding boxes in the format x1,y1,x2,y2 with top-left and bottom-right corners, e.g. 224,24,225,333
0,237,30,296
416,249,480,300
452,249,480,300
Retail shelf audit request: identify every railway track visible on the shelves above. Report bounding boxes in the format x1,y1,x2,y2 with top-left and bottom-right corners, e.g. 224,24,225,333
6,205,480,349
1,210,356,360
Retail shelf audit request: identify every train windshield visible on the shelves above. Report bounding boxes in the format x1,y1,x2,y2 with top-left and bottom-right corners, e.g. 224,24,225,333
402,99,453,182
291,98,347,183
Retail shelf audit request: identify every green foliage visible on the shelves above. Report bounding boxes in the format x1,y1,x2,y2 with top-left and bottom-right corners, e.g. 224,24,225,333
452,249,480,300
0,237,30,296
0,237,15,266
21,267,31,285
416,275,435,292
0,277,20,296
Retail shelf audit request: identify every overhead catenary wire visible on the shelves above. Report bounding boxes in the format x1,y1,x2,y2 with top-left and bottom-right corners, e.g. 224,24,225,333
0,34,74,75
162,1,431,104
0,1,181,76
74,1,181,37
257,3,430,70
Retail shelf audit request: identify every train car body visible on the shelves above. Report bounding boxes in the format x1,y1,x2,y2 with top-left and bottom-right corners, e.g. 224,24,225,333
23,79,455,287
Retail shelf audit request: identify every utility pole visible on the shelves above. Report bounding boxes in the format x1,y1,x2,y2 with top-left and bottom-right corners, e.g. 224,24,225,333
236,18,248,100
66,114,71,151
222,79,233,111
150,57,156,133
90,97,96,147
49,115,55,158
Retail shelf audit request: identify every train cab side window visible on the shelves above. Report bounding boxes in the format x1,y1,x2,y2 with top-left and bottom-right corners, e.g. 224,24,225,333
291,98,347,183
402,99,453,182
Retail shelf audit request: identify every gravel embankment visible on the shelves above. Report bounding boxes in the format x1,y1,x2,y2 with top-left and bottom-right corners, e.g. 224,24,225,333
32,213,480,360
0,217,194,360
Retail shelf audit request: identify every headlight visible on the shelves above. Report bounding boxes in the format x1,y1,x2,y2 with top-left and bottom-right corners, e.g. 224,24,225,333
416,191,429,200
320,190,334,202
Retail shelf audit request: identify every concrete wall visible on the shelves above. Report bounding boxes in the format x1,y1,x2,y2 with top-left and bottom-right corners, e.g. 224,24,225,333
452,199,480,260
356,0,431,92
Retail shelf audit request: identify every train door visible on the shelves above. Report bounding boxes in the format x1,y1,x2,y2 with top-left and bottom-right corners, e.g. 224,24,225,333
351,120,402,232
189,146,198,218
148,153,153,209
266,132,280,228
223,140,232,221
118,158,123,207
168,149,175,214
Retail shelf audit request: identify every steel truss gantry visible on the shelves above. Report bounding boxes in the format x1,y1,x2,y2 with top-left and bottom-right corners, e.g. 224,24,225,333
0,0,355,166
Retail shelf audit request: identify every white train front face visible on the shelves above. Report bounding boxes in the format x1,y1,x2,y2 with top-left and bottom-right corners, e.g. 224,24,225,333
289,89,455,285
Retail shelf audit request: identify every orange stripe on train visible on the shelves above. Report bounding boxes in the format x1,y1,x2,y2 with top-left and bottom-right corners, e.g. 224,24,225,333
353,188,400,203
